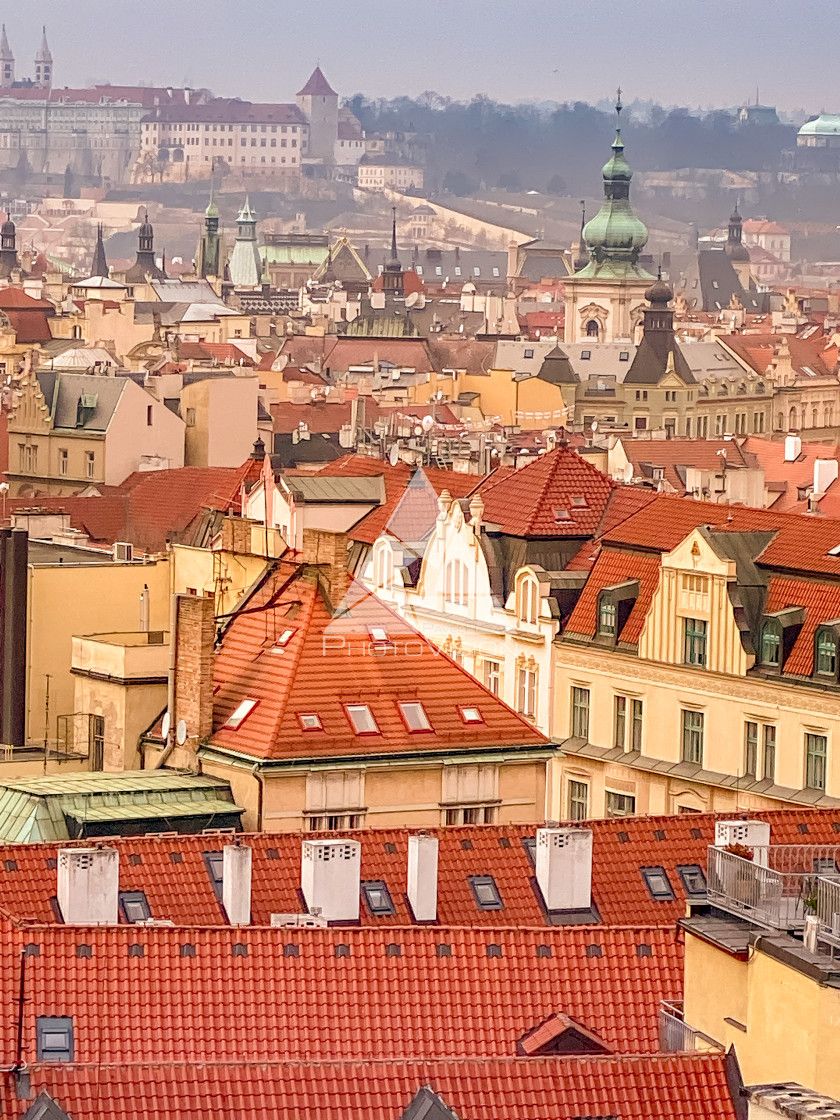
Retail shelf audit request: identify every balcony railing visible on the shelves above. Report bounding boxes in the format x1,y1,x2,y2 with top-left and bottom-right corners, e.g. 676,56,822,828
815,876,840,949
658,1000,720,1053
707,845,840,931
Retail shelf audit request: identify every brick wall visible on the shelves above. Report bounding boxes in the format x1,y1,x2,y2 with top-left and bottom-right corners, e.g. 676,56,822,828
174,593,216,743
301,528,350,609
220,516,253,555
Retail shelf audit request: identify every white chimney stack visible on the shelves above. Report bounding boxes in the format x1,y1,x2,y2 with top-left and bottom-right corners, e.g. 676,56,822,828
57,847,119,925
222,843,252,926
715,820,771,866
407,834,438,921
784,434,802,462
814,458,839,496
535,828,592,911
301,839,361,922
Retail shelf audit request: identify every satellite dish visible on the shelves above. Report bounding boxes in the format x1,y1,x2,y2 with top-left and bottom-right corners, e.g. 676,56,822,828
591,420,599,431
405,292,420,309
413,425,423,436
421,415,435,432
388,443,399,466
161,712,171,741
176,719,187,746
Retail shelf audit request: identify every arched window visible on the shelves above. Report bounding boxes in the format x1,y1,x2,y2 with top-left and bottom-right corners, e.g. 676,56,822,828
756,381,765,395
789,407,797,430
444,559,469,606
373,541,392,590
826,404,833,426
516,575,539,625
585,319,599,338
776,413,784,430
812,407,819,428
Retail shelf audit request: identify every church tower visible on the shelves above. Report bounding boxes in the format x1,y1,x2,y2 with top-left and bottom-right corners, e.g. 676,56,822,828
564,92,654,345
196,185,221,278
90,224,109,278
124,210,167,282
381,208,404,297
0,26,14,89
725,201,752,288
0,216,19,278
227,197,262,289
34,27,52,90
296,66,338,163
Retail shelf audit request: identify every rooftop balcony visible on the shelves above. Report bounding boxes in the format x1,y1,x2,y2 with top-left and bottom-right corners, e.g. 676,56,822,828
707,845,840,932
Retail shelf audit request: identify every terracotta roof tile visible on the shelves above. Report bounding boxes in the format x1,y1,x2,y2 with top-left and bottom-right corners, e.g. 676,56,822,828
479,447,614,538
566,547,662,644
764,575,840,675
5,1054,738,1120
211,568,548,759
0,923,680,1061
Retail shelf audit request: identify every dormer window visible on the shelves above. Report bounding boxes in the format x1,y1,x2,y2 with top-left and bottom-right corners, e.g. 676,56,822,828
761,622,781,666
759,607,805,673
595,581,639,645
516,574,539,625
598,600,617,636
815,622,840,680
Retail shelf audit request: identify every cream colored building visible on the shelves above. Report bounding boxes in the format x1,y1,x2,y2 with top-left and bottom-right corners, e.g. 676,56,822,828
358,156,424,192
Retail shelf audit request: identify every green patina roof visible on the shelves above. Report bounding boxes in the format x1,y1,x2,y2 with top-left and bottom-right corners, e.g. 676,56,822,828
261,245,330,266
0,771,241,844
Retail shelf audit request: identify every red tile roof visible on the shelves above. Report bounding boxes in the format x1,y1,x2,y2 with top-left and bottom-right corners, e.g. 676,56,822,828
211,566,547,760
565,546,663,644
619,438,753,493
764,575,840,675
0,809,836,930
297,66,337,97
0,923,680,1061
177,341,254,366
5,1053,738,1120
271,397,384,435
479,447,614,538
739,435,840,512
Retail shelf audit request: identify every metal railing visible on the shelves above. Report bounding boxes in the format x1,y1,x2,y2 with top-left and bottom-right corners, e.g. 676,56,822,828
815,876,840,949
707,845,840,931
658,1001,721,1053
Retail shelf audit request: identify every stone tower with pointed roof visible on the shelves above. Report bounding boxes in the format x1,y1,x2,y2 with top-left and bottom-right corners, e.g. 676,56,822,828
227,197,262,289
90,224,109,278
0,26,14,89
296,65,339,162
381,208,404,297
564,93,654,346
196,185,221,279
124,210,166,283
34,26,51,89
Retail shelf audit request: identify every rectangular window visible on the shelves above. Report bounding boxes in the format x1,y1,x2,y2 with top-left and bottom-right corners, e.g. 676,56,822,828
346,704,379,735
683,618,707,667
59,448,68,476
598,599,616,636
817,632,837,676
361,880,394,916
468,875,503,910
517,668,537,719
745,721,759,777
146,404,153,426
763,724,776,782
631,699,643,752
568,779,589,821
681,709,704,765
606,791,636,817
36,1017,74,1062
119,890,151,923
761,624,781,666
224,698,258,730
805,732,828,791
90,714,105,769
571,686,590,740
482,659,501,696
614,695,626,749
85,450,95,479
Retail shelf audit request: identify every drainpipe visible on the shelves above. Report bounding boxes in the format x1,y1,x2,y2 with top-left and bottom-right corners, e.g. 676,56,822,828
252,762,265,831
152,592,179,770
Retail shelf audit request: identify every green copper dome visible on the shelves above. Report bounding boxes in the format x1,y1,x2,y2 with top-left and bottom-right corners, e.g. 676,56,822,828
578,100,649,273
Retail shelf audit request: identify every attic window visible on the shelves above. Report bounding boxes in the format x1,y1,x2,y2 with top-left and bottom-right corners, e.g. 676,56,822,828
399,701,433,732
369,626,389,645
641,866,675,901
468,875,503,910
459,706,483,724
619,351,630,361
298,713,323,731
346,704,379,735
677,865,707,896
554,508,572,522
524,348,534,358
572,496,589,508
268,628,295,650
203,851,224,901
36,1017,74,1063
581,350,591,360
119,890,151,923
225,699,258,730
362,880,395,916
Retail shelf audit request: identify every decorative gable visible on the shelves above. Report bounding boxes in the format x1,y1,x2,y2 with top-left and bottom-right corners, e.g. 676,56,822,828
517,1012,613,1056
8,373,52,435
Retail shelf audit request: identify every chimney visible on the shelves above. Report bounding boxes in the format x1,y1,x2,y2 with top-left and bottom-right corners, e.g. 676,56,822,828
0,528,27,748
715,819,771,866
784,434,801,461
220,515,253,555
139,584,150,632
535,828,592,911
173,593,216,745
814,458,839,496
301,838,361,921
222,843,252,926
407,834,438,921
301,529,350,609
57,847,119,925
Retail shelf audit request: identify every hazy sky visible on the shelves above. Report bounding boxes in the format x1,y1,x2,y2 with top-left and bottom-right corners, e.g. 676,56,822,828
9,0,837,115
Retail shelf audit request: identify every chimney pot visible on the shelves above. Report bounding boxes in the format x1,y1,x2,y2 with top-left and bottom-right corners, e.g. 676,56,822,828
57,847,119,925
222,843,252,926
715,819,770,865
535,828,592,911
173,593,215,745
301,838,361,921
407,834,438,921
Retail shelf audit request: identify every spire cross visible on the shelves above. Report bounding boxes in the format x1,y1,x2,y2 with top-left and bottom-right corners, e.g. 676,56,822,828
616,87,622,115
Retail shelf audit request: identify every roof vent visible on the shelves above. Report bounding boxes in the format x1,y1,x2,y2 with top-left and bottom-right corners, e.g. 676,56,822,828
57,847,119,925
536,828,592,911
222,843,252,927
270,912,328,928
407,834,438,922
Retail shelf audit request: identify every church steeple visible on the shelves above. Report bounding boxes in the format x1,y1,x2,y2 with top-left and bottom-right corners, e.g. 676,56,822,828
382,207,404,296
0,26,14,89
227,196,262,288
0,215,18,278
725,200,750,261
579,90,651,275
90,223,109,278
124,208,166,282
196,182,221,278
34,26,51,89
573,199,589,271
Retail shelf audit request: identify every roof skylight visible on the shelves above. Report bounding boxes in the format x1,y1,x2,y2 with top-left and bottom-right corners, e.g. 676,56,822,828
399,701,432,732
459,706,483,724
346,704,379,734
225,699,258,730
298,713,323,731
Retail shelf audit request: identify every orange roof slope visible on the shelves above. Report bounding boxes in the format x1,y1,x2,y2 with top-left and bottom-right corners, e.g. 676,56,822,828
211,567,547,760
6,1054,739,1120
566,546,663,643
479,447,614,537
0,924,680,1061
0,809,838,929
